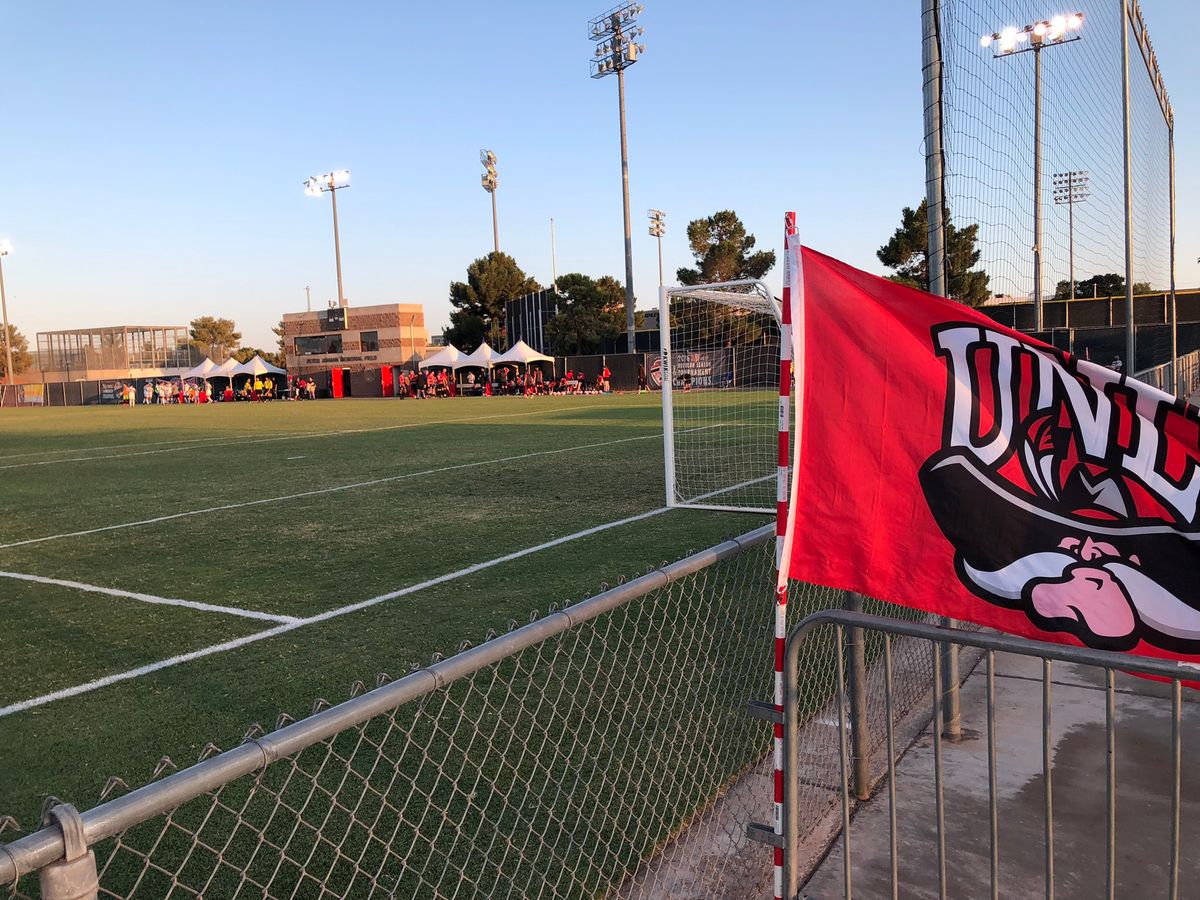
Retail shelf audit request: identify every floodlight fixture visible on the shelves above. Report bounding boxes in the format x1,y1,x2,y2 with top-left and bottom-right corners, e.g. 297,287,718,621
1053,170,1090,316
303,169,351,308
981,12,1083,57
981,13,1084,332
648,209,666,286
588,1,647,353
480,149,500,253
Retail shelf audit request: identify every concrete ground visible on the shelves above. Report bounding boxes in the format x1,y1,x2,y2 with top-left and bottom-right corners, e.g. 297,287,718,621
802,653,1200,899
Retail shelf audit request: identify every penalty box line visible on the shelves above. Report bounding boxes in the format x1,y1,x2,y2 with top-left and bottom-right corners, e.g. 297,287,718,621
0,426,722,551
0,570,297,624
0,506,672,718
0,475,772,719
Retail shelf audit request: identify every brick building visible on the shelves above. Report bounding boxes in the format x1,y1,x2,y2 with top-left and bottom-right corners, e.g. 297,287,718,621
281,303,429,397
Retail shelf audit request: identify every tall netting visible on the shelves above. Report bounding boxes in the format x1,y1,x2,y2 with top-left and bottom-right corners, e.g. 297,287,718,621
938,1,1173,333
662,280,782,514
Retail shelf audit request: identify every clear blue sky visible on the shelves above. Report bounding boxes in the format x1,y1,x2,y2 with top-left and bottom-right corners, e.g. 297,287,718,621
2,0,1197,350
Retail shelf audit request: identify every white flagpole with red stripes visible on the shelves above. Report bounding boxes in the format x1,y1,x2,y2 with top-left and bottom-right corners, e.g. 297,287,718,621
772,212,802,898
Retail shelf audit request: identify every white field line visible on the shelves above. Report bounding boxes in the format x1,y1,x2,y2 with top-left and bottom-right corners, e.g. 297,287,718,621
0,507,669,718
0,427,716,551
0,570,297,624
0,406,566,471
0,435,216,460
0,475,772,719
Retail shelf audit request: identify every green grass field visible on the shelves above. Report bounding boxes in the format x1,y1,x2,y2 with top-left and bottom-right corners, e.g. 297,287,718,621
0,395,769,823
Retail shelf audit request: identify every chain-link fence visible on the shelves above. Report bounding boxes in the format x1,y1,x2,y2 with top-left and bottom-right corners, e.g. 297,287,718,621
0,524,950,899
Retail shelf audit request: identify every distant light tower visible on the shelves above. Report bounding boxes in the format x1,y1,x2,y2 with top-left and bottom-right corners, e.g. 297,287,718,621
0,240,13,384
981,12,1084,333
1053,170,1089,327
304,170,351,308
480,150,499,255
648,209,666,287
590,1,646,354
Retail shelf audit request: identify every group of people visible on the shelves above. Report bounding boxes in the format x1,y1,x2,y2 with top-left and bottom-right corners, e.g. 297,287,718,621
289,377,319,400
122,380,211,405
120,376,290,405
396,368,457,399
394,364,616,398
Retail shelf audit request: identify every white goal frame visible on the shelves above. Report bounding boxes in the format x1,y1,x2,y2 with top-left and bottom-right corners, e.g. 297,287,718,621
659,279,786,514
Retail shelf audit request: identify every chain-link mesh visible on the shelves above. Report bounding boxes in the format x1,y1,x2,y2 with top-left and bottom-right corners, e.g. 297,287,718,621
2,530,948,899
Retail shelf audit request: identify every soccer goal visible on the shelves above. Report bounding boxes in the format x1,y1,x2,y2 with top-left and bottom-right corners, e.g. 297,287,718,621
659,279,785,514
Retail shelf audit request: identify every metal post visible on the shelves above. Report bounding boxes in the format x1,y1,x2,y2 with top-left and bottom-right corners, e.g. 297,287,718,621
941,622,962,740
921,0,946,299
491,189,500,255
616,65,636,354
0,255,13,385
1067,189,1074,330
657,230,667,286
305,284,311,313
550,217,558,290
330,185,346,308
1168,124,1178,395
1033,45,1044,332
844,591,871,800
924,0,962,741
37,805,99,900
1121,0,1135,369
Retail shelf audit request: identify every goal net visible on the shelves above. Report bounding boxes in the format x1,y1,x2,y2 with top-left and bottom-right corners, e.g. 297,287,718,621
660,279,785,514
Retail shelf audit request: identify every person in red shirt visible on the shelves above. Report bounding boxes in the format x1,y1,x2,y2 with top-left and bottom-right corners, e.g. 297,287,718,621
601,365,611,393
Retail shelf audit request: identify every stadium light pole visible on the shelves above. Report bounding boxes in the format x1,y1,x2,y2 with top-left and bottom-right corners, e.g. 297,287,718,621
304,170,351,308
590,2,646,354
480,150,499,254
982,13,1084,334
1053,170,1089,330
648,209,665,287
0,240,13,385
550,217,558,291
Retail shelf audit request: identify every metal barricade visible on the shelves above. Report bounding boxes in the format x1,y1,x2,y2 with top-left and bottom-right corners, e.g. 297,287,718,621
778,611,1192,900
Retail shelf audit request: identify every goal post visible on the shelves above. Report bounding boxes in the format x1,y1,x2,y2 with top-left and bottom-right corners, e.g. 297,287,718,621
659,279,786,514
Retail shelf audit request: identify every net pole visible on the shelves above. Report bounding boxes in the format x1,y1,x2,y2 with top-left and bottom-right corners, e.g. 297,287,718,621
659,285,676,507
1121,0,1136,369
774,211,799,900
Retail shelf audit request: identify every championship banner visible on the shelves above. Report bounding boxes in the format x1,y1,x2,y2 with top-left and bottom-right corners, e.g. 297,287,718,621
787,246,1200,663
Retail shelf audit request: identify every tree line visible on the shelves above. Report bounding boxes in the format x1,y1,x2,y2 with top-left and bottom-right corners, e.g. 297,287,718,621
443,209,776,356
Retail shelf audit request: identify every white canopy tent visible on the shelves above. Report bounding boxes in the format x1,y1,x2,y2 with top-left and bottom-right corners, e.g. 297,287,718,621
491,340,554,367
212,358,239,379
232,355,287,377
418,344,461,369
182,357,219,379
452,341,497,371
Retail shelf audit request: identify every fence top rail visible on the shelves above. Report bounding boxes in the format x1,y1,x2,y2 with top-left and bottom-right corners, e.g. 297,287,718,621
787,609,1198,682
0,522,774,886
1133,348,1200,384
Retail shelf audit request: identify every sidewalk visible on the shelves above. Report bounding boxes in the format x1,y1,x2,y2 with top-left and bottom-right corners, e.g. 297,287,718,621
802,653,1199,898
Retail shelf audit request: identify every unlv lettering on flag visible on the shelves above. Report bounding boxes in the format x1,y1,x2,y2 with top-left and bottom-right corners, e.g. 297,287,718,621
787,247,1200,662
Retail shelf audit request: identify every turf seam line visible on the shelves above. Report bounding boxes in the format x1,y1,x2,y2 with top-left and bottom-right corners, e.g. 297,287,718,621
0,570,298,624
0,474,773,719
0,428,707,550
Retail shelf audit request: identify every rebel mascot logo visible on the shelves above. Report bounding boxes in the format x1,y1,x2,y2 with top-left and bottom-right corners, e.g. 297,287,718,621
919,323,1200,652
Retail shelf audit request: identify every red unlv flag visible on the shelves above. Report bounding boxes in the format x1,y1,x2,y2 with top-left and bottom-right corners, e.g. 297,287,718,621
787,246,1200,662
